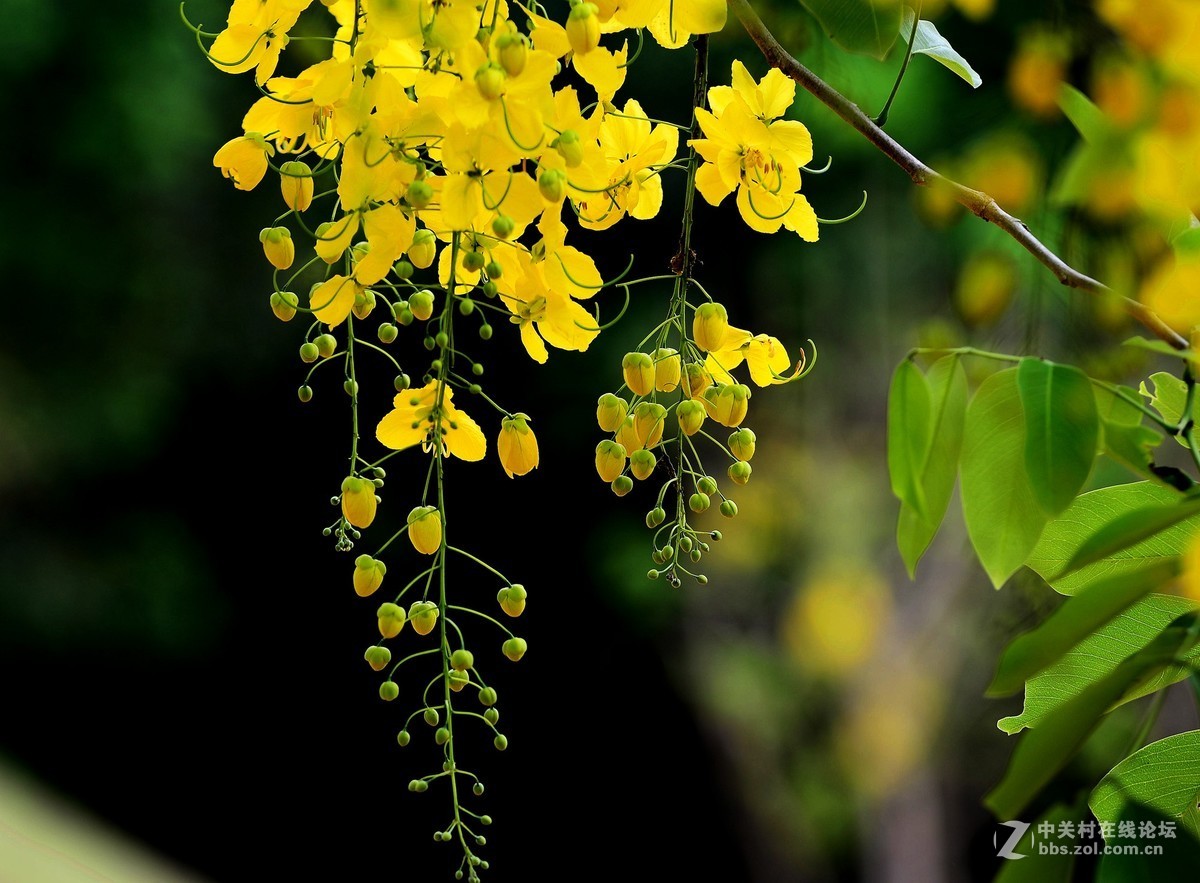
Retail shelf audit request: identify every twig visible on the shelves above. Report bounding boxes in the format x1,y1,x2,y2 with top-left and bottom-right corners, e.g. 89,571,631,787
729,0,1188,351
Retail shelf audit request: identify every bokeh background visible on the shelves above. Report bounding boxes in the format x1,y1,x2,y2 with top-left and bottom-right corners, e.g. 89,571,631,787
2,0,1196,880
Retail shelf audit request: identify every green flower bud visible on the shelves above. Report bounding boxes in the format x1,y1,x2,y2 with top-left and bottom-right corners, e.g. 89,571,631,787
377,322,398,343
689,492,711,513
394,259,414,280
379,680,399,701
352,288,376,320
677,399,706,436
720,499,739,518
297,385,313,403
484,707,500,725
409,290,435,321
538,168,566,202
474,62,506,100
450,648,475,671
408,599,440,635
435,726,451,745
397,730,411,747
473,782,485,796
611,475,634,496
497,31,528,76
728,428,757,462
448,669,470,692
728,461,752,485
315,333,337,358
646,506,666,528
493,733,508,751
299,341,319,363
566,2,600,54
697,476,717,495
492,214,515,239
479,323,494,339
364,645,392,671
394,373,411,391
553,129,584,168
485,260,502,278
502,637,527,662
478,686,498,707
423,707,440,727
270,290,299,322
353,555,387,597
463,250,486,272
343,379,358,396
407,179,434,209
497,584,526,617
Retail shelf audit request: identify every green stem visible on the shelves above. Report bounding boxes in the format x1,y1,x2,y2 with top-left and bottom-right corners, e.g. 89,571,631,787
874,2,920,128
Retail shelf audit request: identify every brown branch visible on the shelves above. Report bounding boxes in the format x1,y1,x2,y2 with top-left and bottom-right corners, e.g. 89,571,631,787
729,0,1188,351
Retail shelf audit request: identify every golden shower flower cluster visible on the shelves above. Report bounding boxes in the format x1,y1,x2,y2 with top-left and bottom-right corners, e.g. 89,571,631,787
192,0,822,876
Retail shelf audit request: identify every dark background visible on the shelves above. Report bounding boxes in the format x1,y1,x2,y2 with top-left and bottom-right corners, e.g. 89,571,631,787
2,1,1190,881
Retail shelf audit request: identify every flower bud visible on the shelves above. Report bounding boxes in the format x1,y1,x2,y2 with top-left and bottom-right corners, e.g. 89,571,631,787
479,686,498,707
498,583,527,617
379,681,400,701
653,347,682,392
595,440,627,483
378,323,398,343
407,506,442,555
728,461,753,485
315,333,338,358
646,506,666,527
341,476,378,528
493,734,509,751
689,492,711,513
693,302,730,352
297,385,313,402
497,32,528,76
435,727,452,745
408,228,437,268
409,600,440,636
621,352,655,396
703,383,750,427
566,2,600,54
615,415,642,453
407,179,434,209
353,554,387,597
299,341,319,363
352,288,376,320
633,401,667,449
538,169,566,202
475,63,506,100
720,499,739,518
397,730,411,747
497,414,539,478
279,160,313,211
682,363,711,399
502,637,527,661
377,601,406,638
677,399,706,436
728,428,757,461
270,290,299,322
423,707,440,726
448,671,469,692
595,393,629,432
492,214,515,239
409,289,435,321
259,226,295,270
450,648,475,671
611,475,633,496
364,645,392,671
630,448,657,481
553,129,584,168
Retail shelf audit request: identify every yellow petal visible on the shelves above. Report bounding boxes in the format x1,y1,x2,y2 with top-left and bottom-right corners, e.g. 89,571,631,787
745,335,792,386
315,213,360,263
311,274,358,327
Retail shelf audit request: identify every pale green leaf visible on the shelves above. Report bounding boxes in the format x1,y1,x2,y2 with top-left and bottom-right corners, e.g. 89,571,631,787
1018,359,1099,516
1122,336,1197,360
1091,731,1200,840
1059,84,1109,143
887,359,933,518
1140,372,1194,447
961,368,1048,588
899,7,981,88
1027,482,1200,595
896,355,967,576
997,595,1200,734
1063,498,1200,576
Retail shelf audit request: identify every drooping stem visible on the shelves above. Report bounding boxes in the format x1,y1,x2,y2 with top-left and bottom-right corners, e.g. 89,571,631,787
729,0,1188,351
874,1,920,128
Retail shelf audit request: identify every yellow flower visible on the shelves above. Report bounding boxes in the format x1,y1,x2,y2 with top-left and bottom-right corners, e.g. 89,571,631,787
653,347,682,391
310,274,361,328
706,332,795,387
690,62,818,241
633,402,667,449
692,302,729,352
377,602,406,638
595,440,627,482
259,226,294,270
497,414,540,478
376,382,487,461
622,352,655,396
213,133,274,191
596,393,629,431
499,253,599,363
407,506,443,555
341,476,378,528
703,383,751,427
408,600,440,635
279,160,314,211
677,399,706,435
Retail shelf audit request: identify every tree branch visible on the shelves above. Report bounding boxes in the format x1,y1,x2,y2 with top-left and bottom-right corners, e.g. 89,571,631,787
729,0,1188,351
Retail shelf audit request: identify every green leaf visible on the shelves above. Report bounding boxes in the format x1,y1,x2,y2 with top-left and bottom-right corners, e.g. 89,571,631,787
988,562,1179,697
986,614,1198,819
1018,359,1100,516
896,355,968,576
962,369,1049,587
887,359,933,518
1091,731,1200,840
899,8,981,88
1062,498,1200,577
1059,84,1110,143
1140,372,1194,447
798,0,903,59
1027,482,1200,594
1102,420,1165,481
997,595,1200,734
1122,336,1197,360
